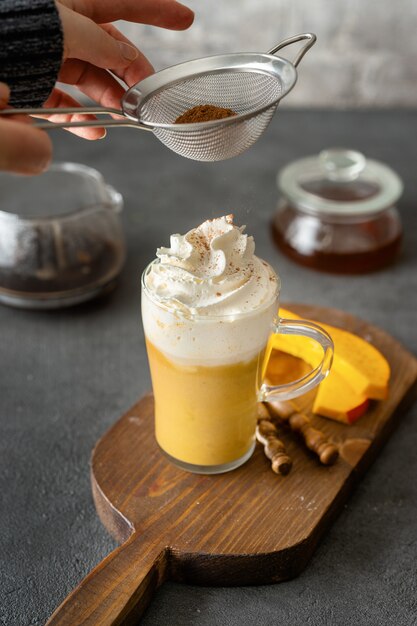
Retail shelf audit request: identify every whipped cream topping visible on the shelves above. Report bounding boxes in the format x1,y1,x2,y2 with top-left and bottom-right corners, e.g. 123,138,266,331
144,215,278,316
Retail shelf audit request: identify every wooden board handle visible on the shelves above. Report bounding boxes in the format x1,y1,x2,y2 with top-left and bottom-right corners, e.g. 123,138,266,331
46,532,168,625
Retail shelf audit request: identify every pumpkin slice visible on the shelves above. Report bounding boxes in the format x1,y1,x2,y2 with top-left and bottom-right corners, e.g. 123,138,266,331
312,368,370,424
264,346,370,425
277,307,390,400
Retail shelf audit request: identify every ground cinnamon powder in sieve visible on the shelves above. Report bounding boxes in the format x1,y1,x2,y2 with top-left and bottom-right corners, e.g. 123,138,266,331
175,104,237,124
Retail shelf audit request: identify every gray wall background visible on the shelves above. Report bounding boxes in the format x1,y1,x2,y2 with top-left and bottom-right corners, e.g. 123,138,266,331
119,0,416,108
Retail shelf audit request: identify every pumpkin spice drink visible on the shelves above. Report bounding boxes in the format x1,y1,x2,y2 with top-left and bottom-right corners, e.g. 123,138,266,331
141,215,333,474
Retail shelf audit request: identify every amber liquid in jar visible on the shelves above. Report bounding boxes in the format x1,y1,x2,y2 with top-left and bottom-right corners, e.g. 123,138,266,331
272,183,402,274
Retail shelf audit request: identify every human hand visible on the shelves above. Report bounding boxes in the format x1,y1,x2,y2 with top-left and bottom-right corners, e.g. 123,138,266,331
44,0,194,139
0,1,193,173
0,83,52,175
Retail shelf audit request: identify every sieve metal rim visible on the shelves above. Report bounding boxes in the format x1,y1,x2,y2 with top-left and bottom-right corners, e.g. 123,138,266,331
121,53,297,131
0,33,315,161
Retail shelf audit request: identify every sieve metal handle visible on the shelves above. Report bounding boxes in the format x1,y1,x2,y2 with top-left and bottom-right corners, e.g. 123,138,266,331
0,106,151,131
267,33,316,67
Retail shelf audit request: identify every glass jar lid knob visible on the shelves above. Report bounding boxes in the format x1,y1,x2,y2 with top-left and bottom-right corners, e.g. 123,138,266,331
319,149,366,182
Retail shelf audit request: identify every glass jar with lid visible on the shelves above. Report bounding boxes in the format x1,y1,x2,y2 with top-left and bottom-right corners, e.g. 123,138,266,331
271,149,403,273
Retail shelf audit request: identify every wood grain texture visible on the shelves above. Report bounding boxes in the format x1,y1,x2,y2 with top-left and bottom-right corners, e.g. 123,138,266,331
47,304,417,625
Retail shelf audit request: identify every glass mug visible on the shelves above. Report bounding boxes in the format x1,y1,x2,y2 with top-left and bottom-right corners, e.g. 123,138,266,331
141,260,333,474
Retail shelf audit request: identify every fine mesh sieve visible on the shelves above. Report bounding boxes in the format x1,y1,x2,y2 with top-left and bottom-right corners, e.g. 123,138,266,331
1,33,316,162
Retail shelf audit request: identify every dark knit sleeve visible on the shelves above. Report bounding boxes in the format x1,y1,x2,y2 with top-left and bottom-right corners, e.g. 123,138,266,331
0,0,63,107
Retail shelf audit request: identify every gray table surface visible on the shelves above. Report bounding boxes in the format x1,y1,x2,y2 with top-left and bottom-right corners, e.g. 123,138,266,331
1,110,417,626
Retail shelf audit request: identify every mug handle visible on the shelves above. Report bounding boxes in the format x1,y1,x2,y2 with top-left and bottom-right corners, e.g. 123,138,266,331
258,318,333,402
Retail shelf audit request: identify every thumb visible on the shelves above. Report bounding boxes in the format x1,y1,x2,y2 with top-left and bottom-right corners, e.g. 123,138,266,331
0,117,52,175
0,81,52,174
57,4,139,70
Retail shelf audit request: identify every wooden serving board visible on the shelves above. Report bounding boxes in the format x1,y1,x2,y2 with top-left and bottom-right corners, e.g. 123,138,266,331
47,304,417,625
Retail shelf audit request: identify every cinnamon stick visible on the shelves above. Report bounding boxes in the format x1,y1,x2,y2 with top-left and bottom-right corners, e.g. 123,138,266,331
256,404,292,475
266,400,339,466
